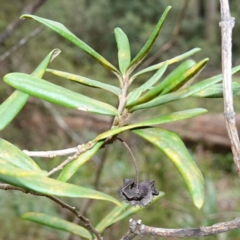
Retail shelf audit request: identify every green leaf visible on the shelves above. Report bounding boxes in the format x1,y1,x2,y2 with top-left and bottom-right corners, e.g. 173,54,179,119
114,27,131,75
131,48,201,82
3,73,118,116
130,65,240,111
127,6,171,74
46,69,121,96
133,128,204,209
0,165,123,208
127,62,168,105
94,108,207,141
0,157,28,170
193,82,240,98
95,202,128,233
58,141,104,182
127,59,208,108
0,49,60,130
22,212,91,239
160,58,208,95
127,60,195,107
0,138,41,171
21,14,120,75
95,193,164,233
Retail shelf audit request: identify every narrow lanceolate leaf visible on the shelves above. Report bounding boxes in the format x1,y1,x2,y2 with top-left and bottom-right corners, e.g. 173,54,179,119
114,27,131,75
131,48,201,82
94,108,207,141
46,69,121,96
95,193,164,233
3,73,118,116
130,65,240,112
0,49,60,130
127,62,168,105
192,82,240,98
95,202,128,233
0,138,41,171
58,141,104,182
21,15,120,75
160,58,208,95
22,212,91,239
127,60,196,108
133,128,204,209
0,165,123,208
127,6,171,74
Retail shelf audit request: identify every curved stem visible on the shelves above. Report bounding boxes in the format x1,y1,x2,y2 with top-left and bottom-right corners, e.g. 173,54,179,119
117,138,139,188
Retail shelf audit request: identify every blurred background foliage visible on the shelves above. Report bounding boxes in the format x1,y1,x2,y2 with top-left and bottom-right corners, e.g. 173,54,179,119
1,0,240,239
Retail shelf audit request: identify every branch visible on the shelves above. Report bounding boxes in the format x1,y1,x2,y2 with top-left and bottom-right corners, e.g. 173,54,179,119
23,147,79,158
0,183,102,240
0,0,47,44
138,0,189,71
47,141,95,177
219,0,240,175
120,218,240,239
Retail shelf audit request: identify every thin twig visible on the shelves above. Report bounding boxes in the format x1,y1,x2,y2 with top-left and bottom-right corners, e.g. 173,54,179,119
23,147,79,158
0,183,102,240
138,0,189,71
0,0,47,44
65,141,110,240
219,0,240,175
0,26,44,61
117,138,139,187
47,141,95,177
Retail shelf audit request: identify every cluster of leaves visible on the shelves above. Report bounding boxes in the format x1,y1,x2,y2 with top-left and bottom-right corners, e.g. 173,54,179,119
1,6,240,238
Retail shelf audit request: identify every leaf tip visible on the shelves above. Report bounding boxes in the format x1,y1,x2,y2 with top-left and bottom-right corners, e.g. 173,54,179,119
20,14,32,19
51,49,61,62
194,198,204,209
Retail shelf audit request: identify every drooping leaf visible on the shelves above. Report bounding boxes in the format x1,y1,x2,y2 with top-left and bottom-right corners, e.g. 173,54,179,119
192,82,240,98
22,212,91,239
0,49,60,130
127,6,171,74
131,48,201,81
127,62,168,105
0,165,123,208
94,108,207,141
58,141,104,182
133,128,204,209
130,65,240,111
160,58,209,95
3,73,118,116
0,138,41,171
46,69,121,96
21,14,120,75
95,193,164,233
114,27,131,75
